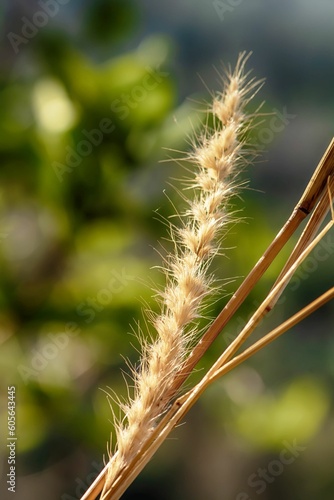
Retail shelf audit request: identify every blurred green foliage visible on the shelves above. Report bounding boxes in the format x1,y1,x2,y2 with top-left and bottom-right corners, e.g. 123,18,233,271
0,2,333,499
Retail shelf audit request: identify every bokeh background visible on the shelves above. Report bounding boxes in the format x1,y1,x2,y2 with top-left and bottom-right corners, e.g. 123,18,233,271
1,1,334,499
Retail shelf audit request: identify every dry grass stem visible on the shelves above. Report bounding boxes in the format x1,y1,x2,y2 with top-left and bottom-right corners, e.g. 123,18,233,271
208,286,334,384
99,284,333,500
205,216,334,377
167,137,334,399
80,51,334,499
100,215,334,500
269,173,334,306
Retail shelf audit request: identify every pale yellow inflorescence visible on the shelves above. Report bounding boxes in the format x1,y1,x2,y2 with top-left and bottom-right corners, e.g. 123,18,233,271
102,52,261,494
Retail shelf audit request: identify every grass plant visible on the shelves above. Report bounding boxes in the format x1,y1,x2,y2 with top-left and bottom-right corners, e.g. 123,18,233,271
80,53,334,500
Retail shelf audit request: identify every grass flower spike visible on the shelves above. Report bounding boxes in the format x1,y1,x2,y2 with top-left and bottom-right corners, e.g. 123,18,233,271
101,52,263,496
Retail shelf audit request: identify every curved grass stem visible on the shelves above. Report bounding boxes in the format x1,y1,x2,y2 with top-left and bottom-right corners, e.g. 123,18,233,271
80,138,334,500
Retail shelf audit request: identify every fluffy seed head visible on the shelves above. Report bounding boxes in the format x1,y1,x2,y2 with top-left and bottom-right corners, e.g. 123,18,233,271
102,52,263,494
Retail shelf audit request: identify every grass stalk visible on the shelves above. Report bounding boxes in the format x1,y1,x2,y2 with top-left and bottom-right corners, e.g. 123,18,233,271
79,67,334,499
269,174,334,308
100,217,333,500
101,281,334,500
208,286,334,385
81,150,334,500
166,137,334,398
